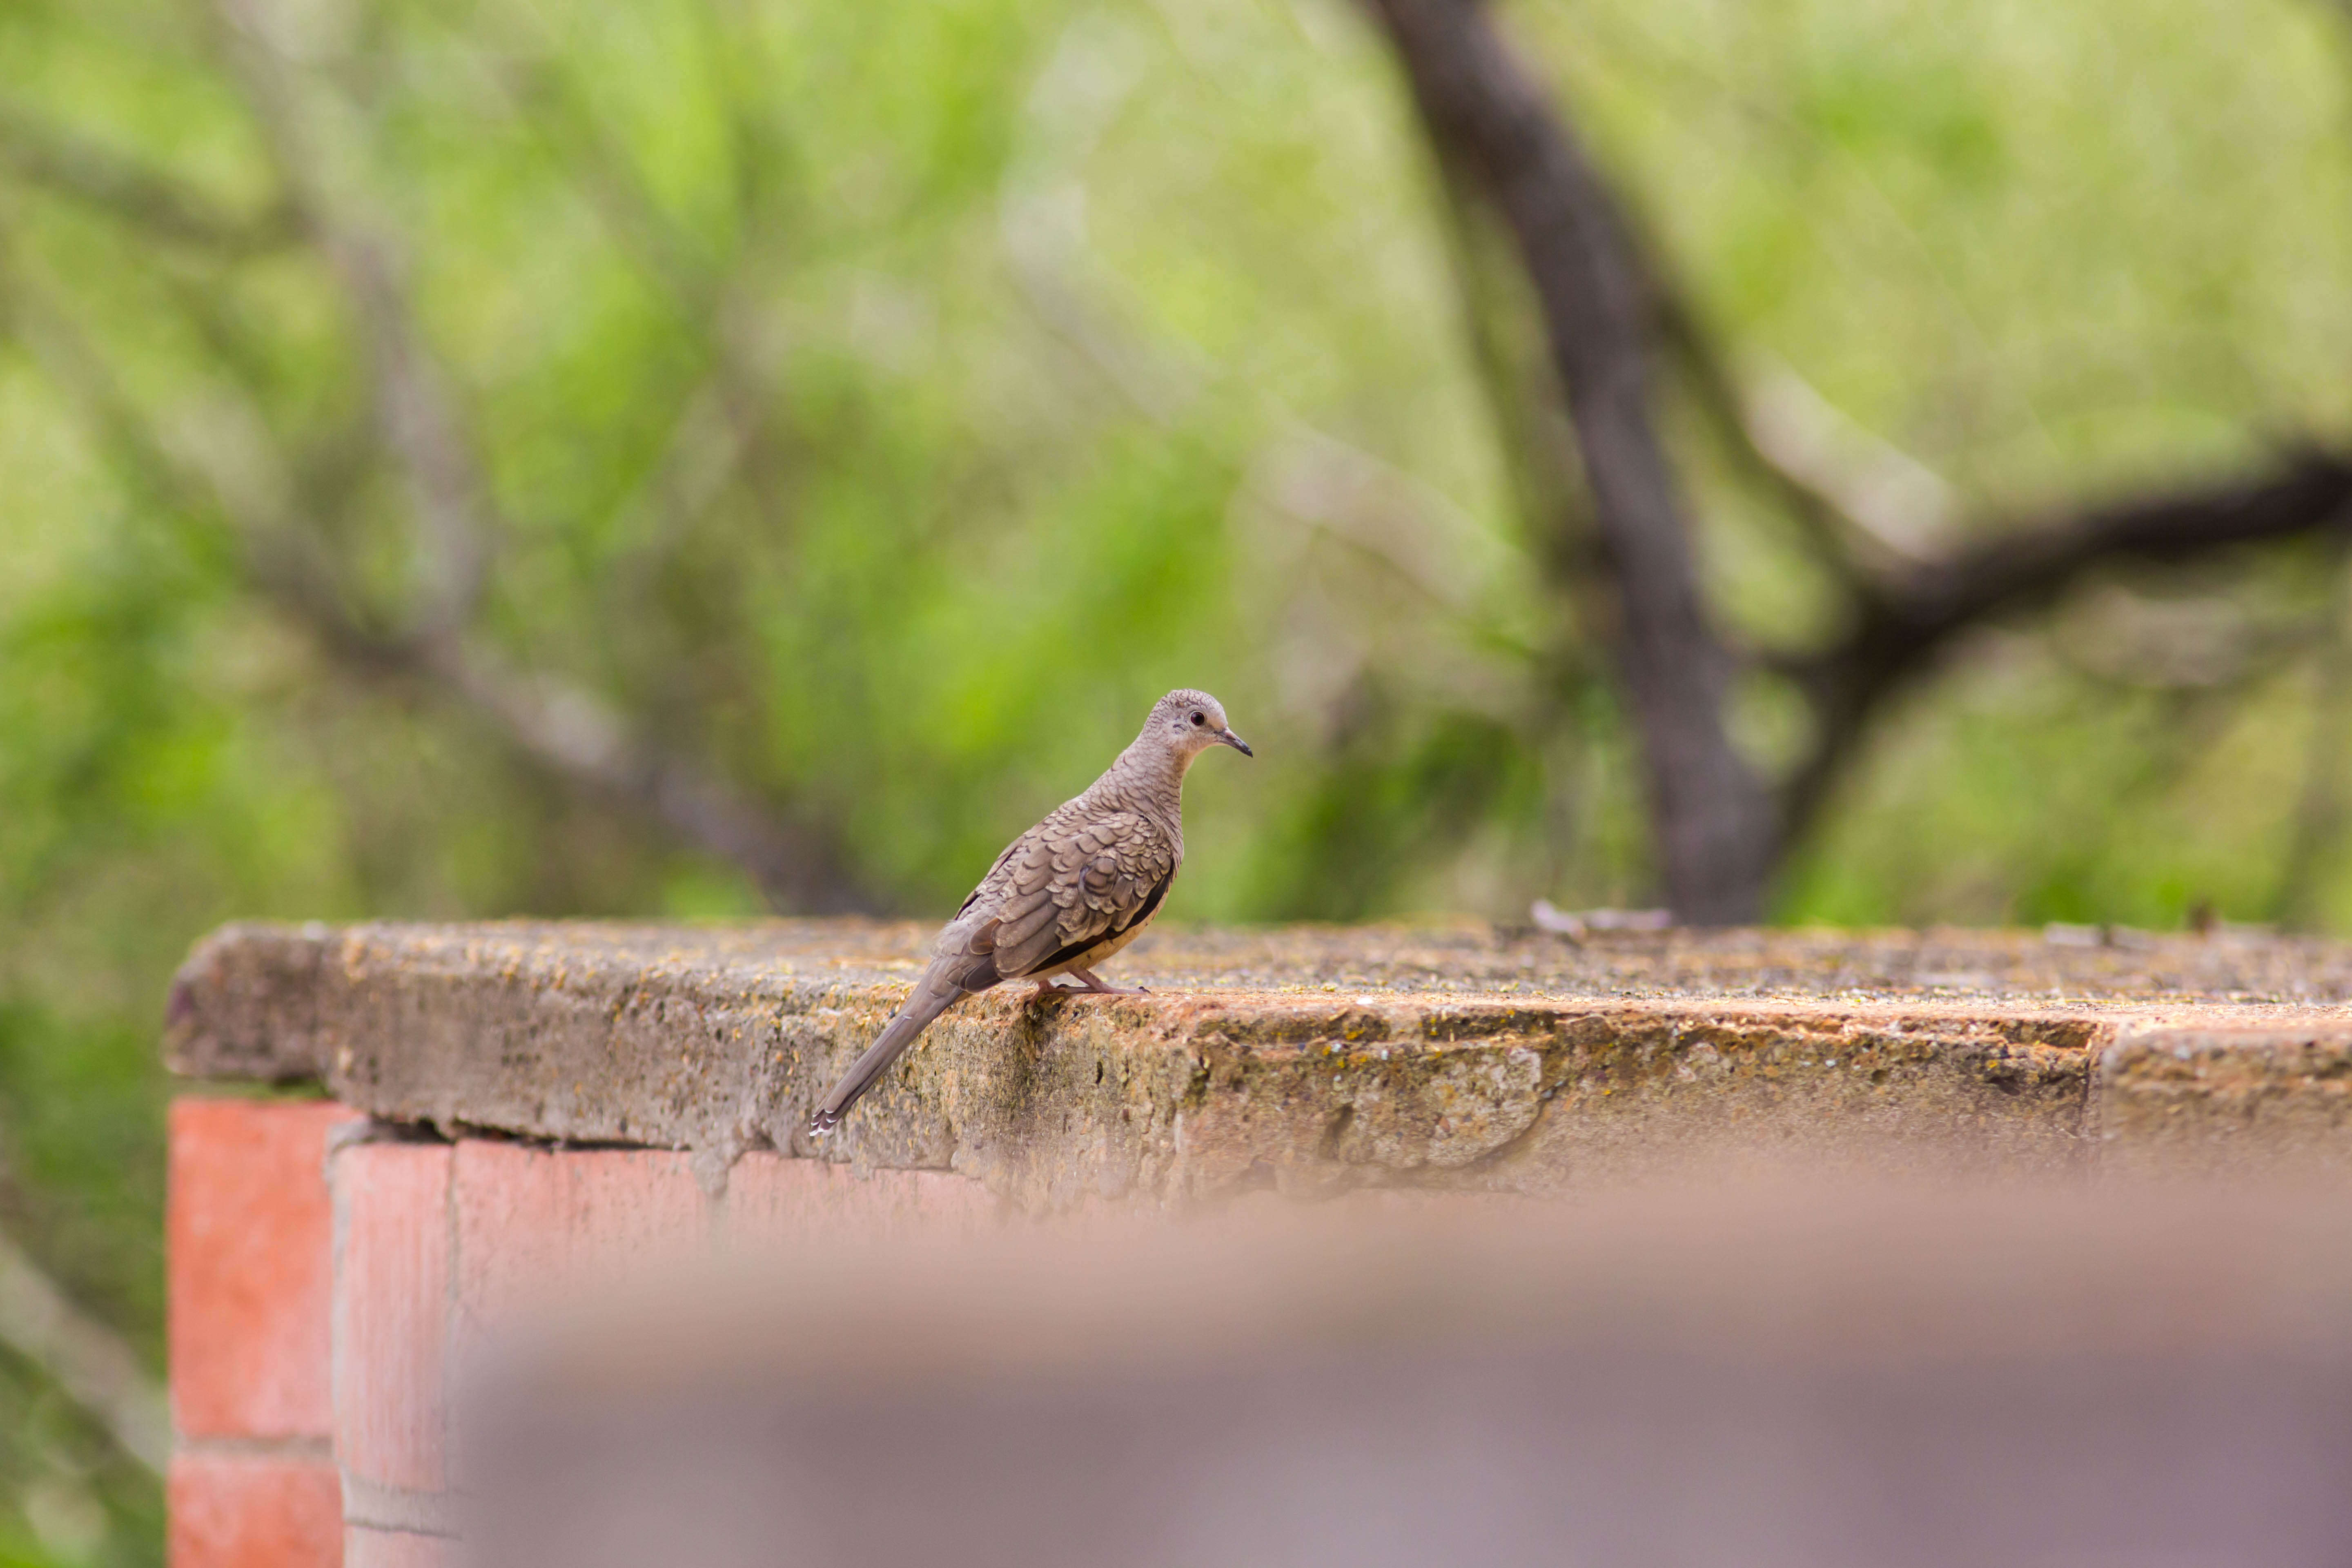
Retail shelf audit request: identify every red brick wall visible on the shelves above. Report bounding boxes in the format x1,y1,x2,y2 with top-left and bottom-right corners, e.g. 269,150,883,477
167,1099,356,1568
170,1098,993,1563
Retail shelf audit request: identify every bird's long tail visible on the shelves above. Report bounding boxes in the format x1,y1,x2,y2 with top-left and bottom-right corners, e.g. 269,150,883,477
809,963,966,1133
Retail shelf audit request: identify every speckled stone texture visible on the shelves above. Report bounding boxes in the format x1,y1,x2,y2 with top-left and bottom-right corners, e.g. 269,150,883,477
167,920,2352,1206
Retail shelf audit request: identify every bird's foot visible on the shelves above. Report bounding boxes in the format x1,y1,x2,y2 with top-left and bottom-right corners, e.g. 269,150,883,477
1067,967,1150,996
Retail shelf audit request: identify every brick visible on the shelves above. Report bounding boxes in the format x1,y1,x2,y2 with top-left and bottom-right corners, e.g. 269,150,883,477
566,1148,709,1274
167,1452,341,1568
724,1151,996,1244
342,1527,452,1568
169,1098,361,1439
451,1143,706,1345
333,1141,452,1494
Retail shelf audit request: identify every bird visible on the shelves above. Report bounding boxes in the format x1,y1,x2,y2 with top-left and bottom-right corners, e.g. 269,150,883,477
809,689,1252,1134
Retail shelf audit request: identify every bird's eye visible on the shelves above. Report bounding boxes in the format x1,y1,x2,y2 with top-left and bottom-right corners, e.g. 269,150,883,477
1190,712,1205,726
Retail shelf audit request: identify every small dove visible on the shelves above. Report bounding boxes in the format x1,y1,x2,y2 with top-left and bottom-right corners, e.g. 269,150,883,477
809,690,1252,1134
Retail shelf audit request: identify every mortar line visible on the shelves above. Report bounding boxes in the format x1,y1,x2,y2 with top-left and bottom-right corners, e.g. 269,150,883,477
441,1129,460,1509
176,1432,335,1462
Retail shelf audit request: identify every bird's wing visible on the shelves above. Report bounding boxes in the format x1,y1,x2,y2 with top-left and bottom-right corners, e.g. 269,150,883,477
984,809,1174,979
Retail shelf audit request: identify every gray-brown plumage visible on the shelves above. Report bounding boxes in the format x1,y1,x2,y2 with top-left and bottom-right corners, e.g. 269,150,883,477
810,689,1251,1133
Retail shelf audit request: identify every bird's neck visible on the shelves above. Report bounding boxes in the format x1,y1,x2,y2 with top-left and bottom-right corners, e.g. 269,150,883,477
1091,742,1189,830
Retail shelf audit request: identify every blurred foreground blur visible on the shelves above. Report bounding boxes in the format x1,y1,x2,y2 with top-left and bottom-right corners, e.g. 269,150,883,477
461,1183,2352,1568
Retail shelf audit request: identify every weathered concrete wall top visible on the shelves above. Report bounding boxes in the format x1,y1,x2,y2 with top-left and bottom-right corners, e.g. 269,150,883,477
165,919,2352,1206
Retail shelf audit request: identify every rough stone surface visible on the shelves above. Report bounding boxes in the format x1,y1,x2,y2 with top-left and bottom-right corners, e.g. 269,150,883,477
2100,1025,2352,1176
169,922,336,1081
169,920,2352,1205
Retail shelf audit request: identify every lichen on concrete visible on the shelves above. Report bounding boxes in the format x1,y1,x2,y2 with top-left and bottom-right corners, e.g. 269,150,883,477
165,919,2352,1206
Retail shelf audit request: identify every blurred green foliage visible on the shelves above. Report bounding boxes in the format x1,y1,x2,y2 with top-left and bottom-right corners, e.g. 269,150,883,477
3,0,2351,1558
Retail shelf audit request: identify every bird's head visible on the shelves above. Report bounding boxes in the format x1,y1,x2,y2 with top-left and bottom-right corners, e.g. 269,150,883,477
1145,688,1252,766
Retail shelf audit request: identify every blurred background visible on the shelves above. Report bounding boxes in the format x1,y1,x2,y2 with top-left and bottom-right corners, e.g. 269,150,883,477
4,0,2352,1559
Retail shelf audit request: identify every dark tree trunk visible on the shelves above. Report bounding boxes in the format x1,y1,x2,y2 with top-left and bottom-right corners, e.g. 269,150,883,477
1365,0,1778,922
1365,0,2352,926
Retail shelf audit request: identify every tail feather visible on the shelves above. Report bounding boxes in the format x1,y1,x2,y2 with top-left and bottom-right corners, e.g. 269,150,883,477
809,968,965,1133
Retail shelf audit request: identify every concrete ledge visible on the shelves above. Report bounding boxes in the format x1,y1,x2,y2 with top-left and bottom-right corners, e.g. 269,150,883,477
166,920,2352,1205
2101,1026,2352,1176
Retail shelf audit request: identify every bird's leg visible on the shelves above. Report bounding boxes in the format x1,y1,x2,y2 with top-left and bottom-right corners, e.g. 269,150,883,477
1066,966,1150,996
1024,977,1070,1004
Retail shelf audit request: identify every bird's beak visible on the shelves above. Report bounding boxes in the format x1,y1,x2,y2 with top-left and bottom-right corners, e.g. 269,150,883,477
1217,728,1254,757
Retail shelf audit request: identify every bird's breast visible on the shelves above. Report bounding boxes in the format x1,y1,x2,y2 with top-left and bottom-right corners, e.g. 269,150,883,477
1049,906,1160,976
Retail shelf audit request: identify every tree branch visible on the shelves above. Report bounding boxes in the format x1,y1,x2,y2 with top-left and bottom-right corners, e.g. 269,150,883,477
2274,546,2352,928
1423,140,1606,643
0,1223,169,1475
1782,454,2352,840
0,100,298,255
457,6,820,688
425,641,869,913
1654,291,1964,585
1365,0,1775,922
1654,291,1872,584
473,48,719,319
0,219,874,913
204,10,495,639
1371,0,2352,922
